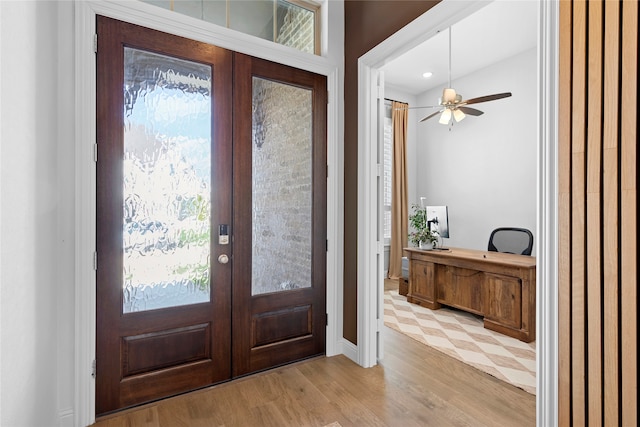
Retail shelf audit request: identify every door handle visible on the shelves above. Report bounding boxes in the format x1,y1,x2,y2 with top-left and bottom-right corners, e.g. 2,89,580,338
217,254,229,264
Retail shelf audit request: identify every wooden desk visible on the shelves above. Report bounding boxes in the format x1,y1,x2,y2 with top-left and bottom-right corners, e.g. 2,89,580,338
404,247,536,342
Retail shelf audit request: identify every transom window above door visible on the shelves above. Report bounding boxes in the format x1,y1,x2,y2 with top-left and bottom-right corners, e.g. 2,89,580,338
141,0,320,54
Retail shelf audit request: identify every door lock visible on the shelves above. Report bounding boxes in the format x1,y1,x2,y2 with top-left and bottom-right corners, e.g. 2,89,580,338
218,254,229,264
218,224,229,245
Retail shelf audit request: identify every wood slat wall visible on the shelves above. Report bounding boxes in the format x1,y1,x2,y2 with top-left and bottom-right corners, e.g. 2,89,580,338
558,1,637,426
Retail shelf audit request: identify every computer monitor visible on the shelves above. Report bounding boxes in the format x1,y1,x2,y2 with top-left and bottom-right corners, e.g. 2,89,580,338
426,205,449,239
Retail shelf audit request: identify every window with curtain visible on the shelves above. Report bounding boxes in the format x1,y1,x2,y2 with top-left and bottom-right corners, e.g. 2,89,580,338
387,99,408,280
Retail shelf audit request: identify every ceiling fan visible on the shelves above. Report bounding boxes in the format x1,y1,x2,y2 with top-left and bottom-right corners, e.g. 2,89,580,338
417,27,512,125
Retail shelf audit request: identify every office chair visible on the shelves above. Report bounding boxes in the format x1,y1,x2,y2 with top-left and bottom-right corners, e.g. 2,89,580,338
488,227,534,256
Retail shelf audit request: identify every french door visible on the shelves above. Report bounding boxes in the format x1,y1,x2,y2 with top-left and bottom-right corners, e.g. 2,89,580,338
96,16,326,415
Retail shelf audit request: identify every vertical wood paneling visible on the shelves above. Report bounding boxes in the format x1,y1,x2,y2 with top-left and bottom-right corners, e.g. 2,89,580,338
570,2,587,424
620,1,638,426
602,2,620,425
585,1,603,423
559,0,637,425
557,2,573,425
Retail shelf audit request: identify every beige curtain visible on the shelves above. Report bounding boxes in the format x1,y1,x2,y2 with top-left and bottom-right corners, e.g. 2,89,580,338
387,101,408,279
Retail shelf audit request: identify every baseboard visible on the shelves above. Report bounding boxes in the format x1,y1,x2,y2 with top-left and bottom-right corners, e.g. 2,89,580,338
339,337,358,364
59,408,74,427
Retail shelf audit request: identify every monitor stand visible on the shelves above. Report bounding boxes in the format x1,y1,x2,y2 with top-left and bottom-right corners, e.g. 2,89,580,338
435,237,450,251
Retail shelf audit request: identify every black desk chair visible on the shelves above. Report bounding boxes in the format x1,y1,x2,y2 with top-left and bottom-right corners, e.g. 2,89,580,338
488,227,534,256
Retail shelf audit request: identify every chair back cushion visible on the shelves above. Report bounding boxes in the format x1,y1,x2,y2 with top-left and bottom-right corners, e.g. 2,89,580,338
488,227,534,256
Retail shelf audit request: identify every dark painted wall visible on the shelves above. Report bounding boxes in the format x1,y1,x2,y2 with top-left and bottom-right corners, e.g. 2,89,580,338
343,1,440,344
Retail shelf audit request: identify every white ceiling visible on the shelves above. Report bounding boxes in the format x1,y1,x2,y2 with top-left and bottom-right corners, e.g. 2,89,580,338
381,0,539,96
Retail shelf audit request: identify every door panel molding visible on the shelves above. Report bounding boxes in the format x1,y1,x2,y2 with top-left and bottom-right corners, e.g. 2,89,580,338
251,305,312,348
119,360,213,408
121,323,211,377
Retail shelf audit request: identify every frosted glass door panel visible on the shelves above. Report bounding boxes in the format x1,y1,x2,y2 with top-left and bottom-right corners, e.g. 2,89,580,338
251,77,313,295
123,48,212,313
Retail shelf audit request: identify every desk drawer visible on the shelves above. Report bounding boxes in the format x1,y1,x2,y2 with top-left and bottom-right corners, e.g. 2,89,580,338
411,260,436,302
436,266,483,314
484,273,522,329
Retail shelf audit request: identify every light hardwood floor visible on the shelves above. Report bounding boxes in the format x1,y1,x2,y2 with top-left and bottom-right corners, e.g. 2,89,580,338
93,325,535,427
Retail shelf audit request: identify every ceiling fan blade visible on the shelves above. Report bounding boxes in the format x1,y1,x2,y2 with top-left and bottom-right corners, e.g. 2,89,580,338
420,110,443,122
462,92,512,105
395,105,441,110
458,106,484,116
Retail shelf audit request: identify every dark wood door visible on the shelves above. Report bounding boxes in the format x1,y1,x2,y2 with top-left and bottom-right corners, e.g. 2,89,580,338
96,17,326,416
231,54,327,375
95,16,233,415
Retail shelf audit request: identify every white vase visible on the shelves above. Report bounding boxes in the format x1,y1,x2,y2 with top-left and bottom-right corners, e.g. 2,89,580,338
419,240,434,250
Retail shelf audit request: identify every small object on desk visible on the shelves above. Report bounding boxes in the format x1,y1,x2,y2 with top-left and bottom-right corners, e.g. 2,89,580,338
483,254,487,258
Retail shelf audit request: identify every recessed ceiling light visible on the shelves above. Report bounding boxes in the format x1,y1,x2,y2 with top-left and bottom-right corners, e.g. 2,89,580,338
422,72,433,78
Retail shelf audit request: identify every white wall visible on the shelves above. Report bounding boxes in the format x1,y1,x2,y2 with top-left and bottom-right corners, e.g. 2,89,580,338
413,48,537,251
56,2,77,425
1,1,76,426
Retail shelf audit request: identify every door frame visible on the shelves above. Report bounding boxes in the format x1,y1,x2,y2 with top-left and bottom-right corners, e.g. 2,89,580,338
357,1,558,426
74,1,344,424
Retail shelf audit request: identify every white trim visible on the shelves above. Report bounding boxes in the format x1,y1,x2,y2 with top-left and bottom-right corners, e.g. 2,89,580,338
58,408,75,427
325,67,345,358
357,1,558,426
537,1,559,425
340,337,358,363
75,1,343,425
375,71,385,361
0,2,3,423
74,3,98,425
356,63,379,367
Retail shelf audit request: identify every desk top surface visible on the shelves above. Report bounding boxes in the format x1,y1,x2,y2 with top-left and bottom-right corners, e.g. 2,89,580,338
404,246,536,268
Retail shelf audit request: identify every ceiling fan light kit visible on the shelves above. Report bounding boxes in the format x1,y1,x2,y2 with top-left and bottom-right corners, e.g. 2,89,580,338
438,109,452,125
442,88,457,103
416,27,512,127
453,108,466,122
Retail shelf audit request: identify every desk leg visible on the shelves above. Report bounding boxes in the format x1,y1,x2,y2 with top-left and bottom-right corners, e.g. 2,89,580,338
399,278,409,296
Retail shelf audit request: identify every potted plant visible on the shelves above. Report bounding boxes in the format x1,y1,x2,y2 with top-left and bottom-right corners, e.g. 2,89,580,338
408,203,439,250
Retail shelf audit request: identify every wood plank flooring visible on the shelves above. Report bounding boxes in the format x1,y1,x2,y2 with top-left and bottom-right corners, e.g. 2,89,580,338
93,326,535,426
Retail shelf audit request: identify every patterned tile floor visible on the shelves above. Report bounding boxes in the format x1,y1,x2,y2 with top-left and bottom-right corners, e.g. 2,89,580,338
384,289,536,394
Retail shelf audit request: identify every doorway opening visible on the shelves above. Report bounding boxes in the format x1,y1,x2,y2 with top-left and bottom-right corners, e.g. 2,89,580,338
357,1,559,425
95,16,327,415
75,1,342,423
